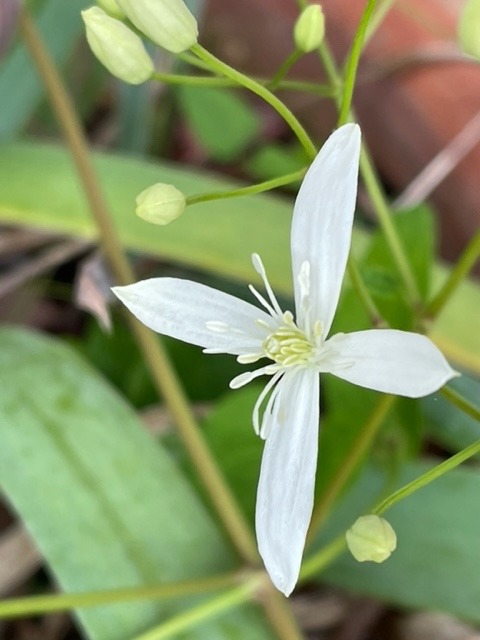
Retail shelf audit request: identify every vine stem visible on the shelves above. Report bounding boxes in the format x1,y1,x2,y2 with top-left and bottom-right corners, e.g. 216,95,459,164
307,394,395,539
318,35,422,308
267,50,303,91
131,577,264,640
441,385,480,422
152,71,334,96
19,7,256,567
338,0,377,126
0,572,244,619
186,168,306,207
373,436,480,516
425,229,480,318
20,11,304,640
190,43,317,161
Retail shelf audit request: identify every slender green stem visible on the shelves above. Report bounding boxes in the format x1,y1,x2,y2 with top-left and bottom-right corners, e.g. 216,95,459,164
359,150,422,307
20,8,258,566
0,573,243,620
373,437,480,516
441,385,480,422
308,395,396,539
22,12,306,640
267,50,303,91
301,535,346,581
346,258,384,326
426,229,480,318
152,72,236,87
152,71,333,96
176,53,334,96
338,0,377,126
186,168,306,207
132,578,263,640
190,43,317,160
317,39,422,309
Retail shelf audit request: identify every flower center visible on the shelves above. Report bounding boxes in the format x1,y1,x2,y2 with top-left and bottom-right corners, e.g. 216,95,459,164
262,312,315,367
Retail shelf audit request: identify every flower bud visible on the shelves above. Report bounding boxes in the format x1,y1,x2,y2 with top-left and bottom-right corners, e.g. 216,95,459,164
458,0,480,60
346,515,397,563
97,0,126,20
82,7,154,85
294,4,325,53
116,0,198,53
136,183,186,225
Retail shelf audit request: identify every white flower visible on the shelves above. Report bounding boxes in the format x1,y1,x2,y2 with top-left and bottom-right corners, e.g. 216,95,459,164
113,124,456,596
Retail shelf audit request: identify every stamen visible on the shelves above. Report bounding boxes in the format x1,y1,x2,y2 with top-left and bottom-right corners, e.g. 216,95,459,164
252,371,283,436
237,352,262,364
229,364,279,389
249,284,277,317
251,253,283,317
260,377,284,439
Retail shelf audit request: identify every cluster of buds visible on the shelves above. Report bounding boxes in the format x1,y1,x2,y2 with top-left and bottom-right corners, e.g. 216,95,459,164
82,0,198,84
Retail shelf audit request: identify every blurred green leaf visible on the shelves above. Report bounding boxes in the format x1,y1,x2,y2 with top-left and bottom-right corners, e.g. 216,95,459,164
361,206,434,328
0,141,477,373
0,0,90,139
76,315,242,408
314,459,480,623
0,327,273,640
177,87,261,162
200,387,263,524
245,143,306,187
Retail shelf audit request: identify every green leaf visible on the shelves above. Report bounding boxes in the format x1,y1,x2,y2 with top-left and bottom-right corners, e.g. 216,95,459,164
361,205,435,329
313,460,480,623
0,141,478,374
0,0,90,139
0,327,273,640
177,87,261,162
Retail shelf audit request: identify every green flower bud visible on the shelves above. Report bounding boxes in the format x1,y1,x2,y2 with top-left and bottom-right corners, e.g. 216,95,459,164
346,515,397,563
294,4,325,53
82,7,154,85
136,183,186,225
459,0,480,60
97,0,125,20
116,0,198,53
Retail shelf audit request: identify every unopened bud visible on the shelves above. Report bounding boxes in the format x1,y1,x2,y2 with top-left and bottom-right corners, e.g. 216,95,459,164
116,0,198,53
458,0,480,60
82,7,154,85
136,183,186,225
294,4,325,53
97,0,125,20
346,515,397,563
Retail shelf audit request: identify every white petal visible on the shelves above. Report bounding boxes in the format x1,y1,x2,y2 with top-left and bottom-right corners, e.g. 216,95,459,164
325,329,457,397
291,124,361,337
256,368,320,596
113,278,271,355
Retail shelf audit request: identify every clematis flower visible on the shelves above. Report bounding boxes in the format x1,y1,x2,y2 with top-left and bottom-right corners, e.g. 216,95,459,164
113,124,456,596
